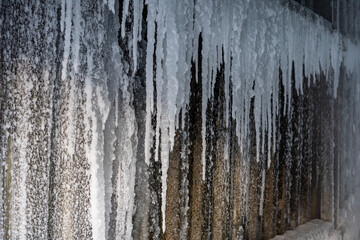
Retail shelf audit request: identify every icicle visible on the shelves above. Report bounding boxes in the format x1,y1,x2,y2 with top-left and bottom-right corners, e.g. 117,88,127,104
161,0,180,231
223,0,232,129
138,0,144,41
175,0,192,128
200,0,211,181
331,33,341,98
61,0,73,82
121,0,130,38
165,0,179,151
132,0,141,73
61,0,66,32
73,0,81,73
144,0,156,165
108,0,115,13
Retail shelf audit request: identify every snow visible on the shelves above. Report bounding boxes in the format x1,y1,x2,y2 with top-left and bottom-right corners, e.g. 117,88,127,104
270,219,341,240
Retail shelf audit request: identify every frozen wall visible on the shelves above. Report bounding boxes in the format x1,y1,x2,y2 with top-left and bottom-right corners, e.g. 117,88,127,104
0,0,359,239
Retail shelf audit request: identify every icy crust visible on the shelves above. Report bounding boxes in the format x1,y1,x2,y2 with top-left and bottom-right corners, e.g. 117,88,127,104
270,219,341,240
0,1,58,238
0,0,114,239
133,0,360,231
0,1,139,239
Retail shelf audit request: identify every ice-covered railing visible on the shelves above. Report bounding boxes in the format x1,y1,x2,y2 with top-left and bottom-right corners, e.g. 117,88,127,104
121,0,360,230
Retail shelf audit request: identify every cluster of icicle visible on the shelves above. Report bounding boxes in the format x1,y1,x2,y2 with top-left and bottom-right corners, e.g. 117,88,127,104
122,0,360,230
1,0,360,239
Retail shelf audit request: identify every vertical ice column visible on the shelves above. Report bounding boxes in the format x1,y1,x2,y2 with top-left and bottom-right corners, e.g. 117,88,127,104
82,1,111,239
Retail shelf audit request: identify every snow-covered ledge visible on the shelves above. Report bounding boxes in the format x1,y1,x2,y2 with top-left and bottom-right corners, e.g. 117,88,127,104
270,219,341,240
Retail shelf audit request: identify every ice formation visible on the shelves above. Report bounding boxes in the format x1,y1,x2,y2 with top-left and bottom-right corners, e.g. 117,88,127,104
0,0,359,239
